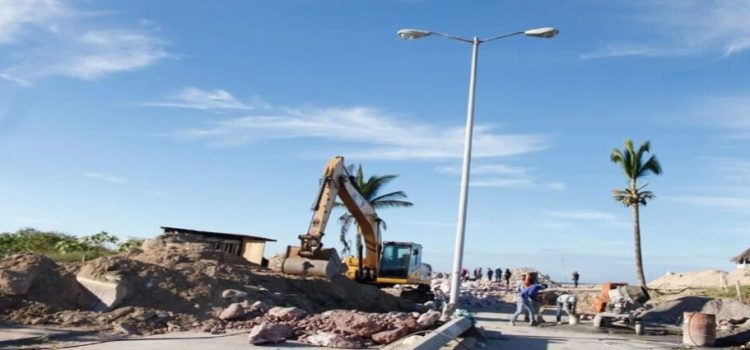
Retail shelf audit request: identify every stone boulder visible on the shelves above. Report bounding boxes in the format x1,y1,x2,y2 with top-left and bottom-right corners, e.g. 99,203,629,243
218,302,245,321
303,332,363,349
267,306,306,321
247,323,294,344
417,310,441,328
372,325,410,345
333,311,382,337
221,289,247,300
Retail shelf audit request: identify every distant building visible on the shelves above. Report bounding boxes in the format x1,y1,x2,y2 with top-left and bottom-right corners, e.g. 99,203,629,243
731,247,750,270
161,226,276,266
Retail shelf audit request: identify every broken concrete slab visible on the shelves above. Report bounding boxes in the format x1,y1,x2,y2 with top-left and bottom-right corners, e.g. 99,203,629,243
75,265,129,312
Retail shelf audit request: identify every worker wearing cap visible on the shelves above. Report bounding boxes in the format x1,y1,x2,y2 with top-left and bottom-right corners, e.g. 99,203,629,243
556,293,578,324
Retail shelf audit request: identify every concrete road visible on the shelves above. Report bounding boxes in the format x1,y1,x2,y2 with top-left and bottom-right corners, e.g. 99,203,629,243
473,310,684,350
2,310,687,350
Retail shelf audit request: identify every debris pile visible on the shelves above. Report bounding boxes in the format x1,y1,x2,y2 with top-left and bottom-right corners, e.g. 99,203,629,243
0,233,418,336
649,269,750,289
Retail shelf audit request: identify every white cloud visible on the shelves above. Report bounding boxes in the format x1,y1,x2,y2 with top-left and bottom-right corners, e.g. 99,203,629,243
543,209,629,229
548,210,617,221
160,105,550,160
83,172,128,184
579,44,692,60
0,0,68,44
0,1,168,84
436,163,565,190
146,87,259,110
582,0,750,59
669,196,750,212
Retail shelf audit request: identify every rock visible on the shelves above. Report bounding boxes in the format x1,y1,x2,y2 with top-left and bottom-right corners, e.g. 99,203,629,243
219,302,245,320
166,322,182,332
372,325,410,345
113,322,138,336
333,312,382,337
417,310,441,328
304,332,363,348
247,323,294,344
397,317,418,332
0,269,36,295
221,289,247,300
267,306,306,321
109,306,135,321
250,300,271,313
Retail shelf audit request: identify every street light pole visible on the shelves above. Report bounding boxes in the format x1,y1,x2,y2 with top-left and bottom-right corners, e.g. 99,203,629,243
450,36,479,305
397,27,558,308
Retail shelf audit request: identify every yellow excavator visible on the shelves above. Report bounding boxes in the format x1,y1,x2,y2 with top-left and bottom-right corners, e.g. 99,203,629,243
281,156,432,293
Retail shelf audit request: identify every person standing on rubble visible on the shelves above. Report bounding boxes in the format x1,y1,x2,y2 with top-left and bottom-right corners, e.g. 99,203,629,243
555,293,578,324
487,268,493,281
478,267,483,280
461,268,468,281
504,269,512,288
572,271,580,288
495,267,502,282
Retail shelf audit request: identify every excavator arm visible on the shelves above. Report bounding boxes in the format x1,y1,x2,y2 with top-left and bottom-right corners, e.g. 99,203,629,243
282,156,381,278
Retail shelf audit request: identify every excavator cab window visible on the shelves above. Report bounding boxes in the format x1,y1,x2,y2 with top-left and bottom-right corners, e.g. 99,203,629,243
380,244,411,278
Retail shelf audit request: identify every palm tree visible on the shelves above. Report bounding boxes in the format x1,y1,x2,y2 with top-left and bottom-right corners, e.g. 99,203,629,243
337,164,413,256
611,139,662,288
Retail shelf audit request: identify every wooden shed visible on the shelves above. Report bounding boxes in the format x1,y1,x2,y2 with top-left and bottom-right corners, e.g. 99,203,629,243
731,247,750,270
161,226,276,266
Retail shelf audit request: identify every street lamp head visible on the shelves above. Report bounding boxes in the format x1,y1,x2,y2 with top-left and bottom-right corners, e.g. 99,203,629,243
397,29,432,40
523,27,559,38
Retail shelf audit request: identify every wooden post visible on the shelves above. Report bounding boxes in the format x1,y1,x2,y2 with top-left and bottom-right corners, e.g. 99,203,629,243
736,280,743,302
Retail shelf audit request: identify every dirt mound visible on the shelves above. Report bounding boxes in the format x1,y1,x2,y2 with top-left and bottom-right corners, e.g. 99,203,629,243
0,254,94,310
649,269,750,289
0,234,416,335
641,296,750,325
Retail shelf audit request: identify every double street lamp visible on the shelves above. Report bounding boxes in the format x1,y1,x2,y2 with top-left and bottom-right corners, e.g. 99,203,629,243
397,27,559,305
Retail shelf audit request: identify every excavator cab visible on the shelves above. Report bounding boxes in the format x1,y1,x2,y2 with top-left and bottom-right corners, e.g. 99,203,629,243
376,242,431,285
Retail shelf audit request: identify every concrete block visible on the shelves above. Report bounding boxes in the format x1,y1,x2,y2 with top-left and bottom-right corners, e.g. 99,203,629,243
76,269,128,311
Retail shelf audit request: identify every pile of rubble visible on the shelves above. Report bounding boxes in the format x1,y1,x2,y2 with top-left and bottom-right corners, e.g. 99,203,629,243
640,296,750,347
429,268,560,309
205,303,441,348
0,233,419,339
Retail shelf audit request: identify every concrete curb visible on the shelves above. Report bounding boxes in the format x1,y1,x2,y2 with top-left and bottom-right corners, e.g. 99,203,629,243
405,317,473,350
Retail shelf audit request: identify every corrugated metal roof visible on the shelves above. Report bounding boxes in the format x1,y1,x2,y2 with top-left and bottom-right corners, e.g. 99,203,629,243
160,226,277,242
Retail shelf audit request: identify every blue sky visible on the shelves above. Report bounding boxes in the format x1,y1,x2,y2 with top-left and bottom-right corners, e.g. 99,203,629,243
2,0,750,283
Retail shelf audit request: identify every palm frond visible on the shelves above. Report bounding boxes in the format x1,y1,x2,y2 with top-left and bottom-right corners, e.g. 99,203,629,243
638,155,662,177
371,191,409,203
636,140,651,160
372,200,414,208
361,175,398,200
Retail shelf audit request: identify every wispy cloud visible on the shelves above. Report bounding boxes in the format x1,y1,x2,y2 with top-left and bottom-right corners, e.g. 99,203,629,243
158,102,550,161
145,87,261,110
83,172,128,184
582,0,750,59
436,163,565,190
668,196,750,213
543,209,629,229
548,210,617,221
0,0,168,85
580,44,692,60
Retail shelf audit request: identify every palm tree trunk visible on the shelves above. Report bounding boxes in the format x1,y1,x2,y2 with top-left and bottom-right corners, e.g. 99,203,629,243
632,202,647,288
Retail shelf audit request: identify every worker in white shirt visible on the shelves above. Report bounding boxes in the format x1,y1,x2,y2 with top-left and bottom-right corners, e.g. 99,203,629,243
556,293,578,324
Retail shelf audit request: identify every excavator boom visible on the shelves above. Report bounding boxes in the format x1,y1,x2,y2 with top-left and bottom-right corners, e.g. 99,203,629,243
281,156,381,278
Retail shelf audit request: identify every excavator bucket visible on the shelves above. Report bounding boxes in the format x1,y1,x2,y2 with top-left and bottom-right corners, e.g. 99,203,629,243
281,246,345,278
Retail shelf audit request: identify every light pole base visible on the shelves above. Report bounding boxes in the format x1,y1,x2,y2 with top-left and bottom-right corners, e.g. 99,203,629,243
441,302,457,322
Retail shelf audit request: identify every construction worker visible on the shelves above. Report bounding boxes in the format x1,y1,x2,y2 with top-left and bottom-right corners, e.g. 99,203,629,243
511,280,546,326
555,293,578,324
572,271,580,288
